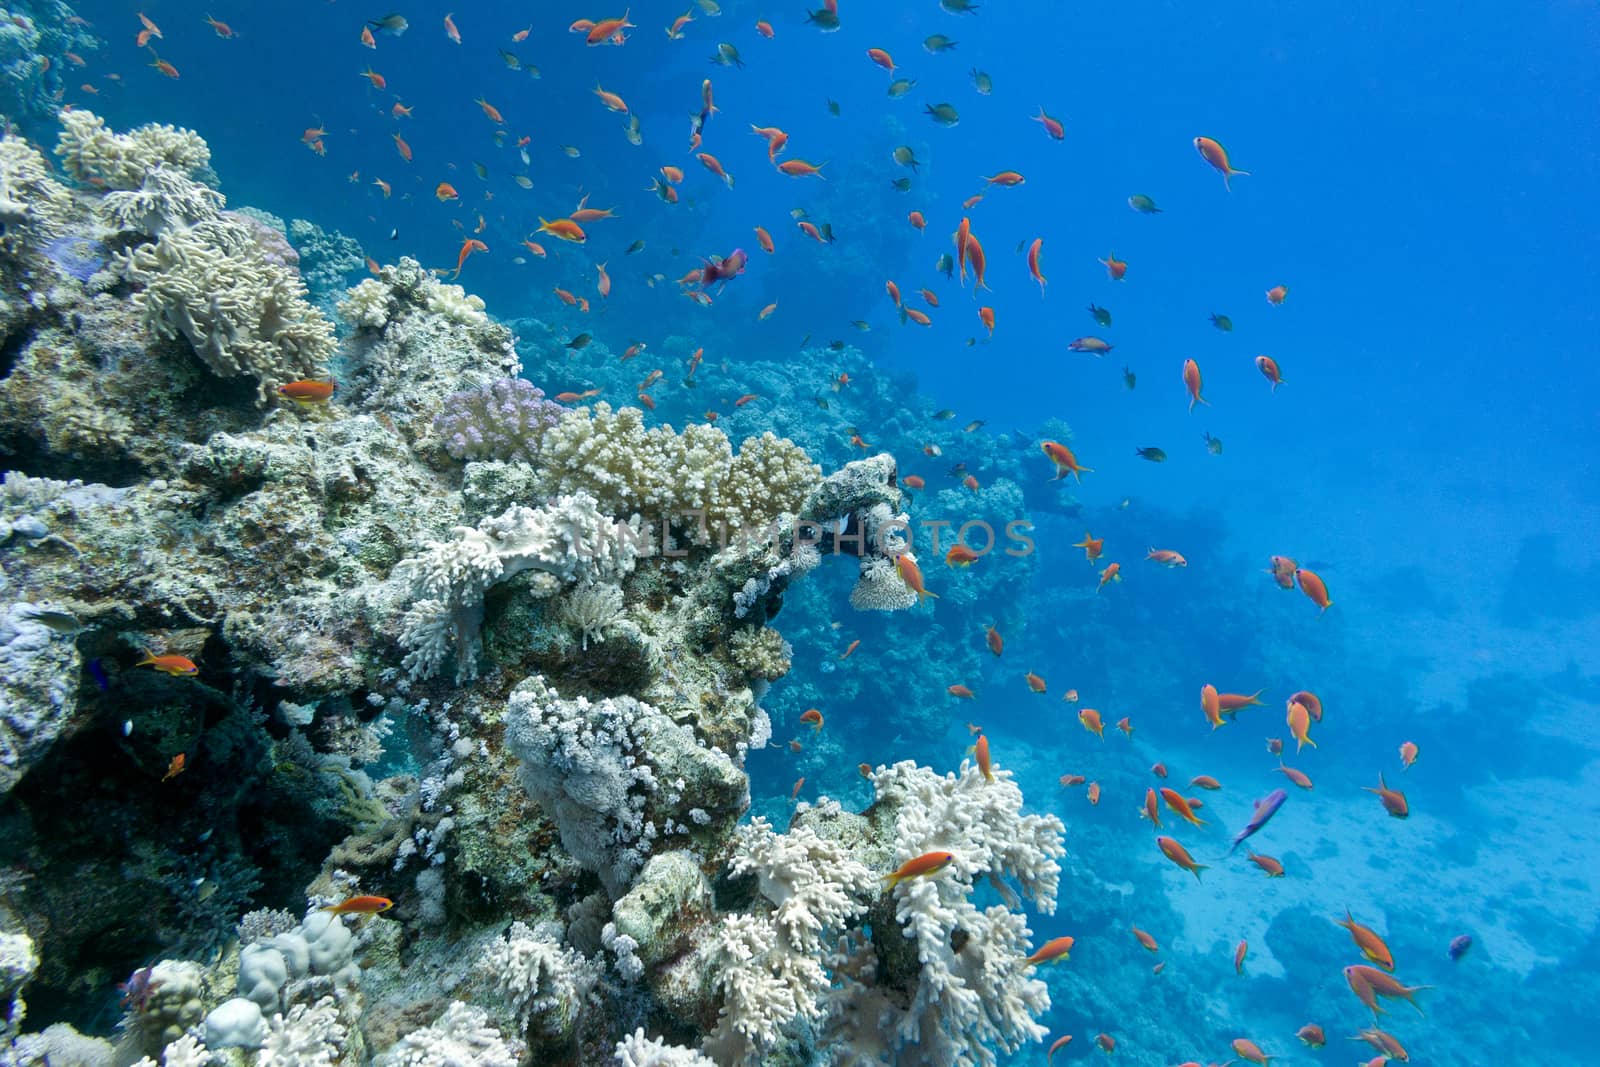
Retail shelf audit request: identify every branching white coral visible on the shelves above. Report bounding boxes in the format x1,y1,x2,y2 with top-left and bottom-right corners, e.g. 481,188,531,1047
118,217,335,401
257,997,347,1067
393,493,639,681
477,921,599,1037
373,1001,518,1067
54,110,210,190
614,1027,716,1067
556,582,624,650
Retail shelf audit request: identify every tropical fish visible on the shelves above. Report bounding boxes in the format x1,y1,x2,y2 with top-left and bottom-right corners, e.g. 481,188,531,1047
1156,836,1208,881
887,78,916,98
1297,567,1333,611
1204,431,1223,454
1227,789,1287,854
138,654,198,676
1366,773,1409,818
1127,193,1162,213
1100,253,1127,280
1041,441,1092,482
799,708,824,731
1087,303,1112,327
161,753,186,781
1266,284,1289,305
1194,136,1250,190
1025,936,1074,965
1255,354,1286,391
1295,1024,1326,1048
1123,367,1137,390
1448,934,1473,961
1072,532,1103,562
884,851,955,887
892,145,920,171
970,68,992,94
322,895,394,915
1068,336,1112,355
1183,358,1208,410
925,102,961,126
1032,106,1065,140
369,14,409,36
1135,447,1167,463
1248,852,1285,877
895,554,938,601
923,34,958,52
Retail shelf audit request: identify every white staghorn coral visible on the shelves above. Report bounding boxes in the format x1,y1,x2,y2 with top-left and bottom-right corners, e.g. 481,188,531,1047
819,760,1066,1067
613,1028,716,1067
372,1001,519,1067
477,921,599,1038
393,492,639,681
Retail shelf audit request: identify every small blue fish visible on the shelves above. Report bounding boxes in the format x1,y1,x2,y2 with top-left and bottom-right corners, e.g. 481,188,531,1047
1228,789,1287,854
1448,934,1473,961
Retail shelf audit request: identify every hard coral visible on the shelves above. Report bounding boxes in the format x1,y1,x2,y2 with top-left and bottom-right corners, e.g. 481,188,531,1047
433,378,566,465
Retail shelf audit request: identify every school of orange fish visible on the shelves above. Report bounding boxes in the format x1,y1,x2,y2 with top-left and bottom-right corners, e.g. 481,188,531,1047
72,5,1455,1064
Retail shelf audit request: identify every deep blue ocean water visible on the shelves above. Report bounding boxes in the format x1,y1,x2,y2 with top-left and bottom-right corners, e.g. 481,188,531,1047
50,0,1600,1062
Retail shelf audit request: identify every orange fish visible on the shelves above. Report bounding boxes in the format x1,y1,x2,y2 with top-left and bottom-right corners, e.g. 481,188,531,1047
1086,781,1101,805
1275,765,1313,790
203,14,235,38
800,708,824,731
1217,690,1265,714
361,25,376,47
838,639,860,660
858,762,872,778
1183,358,1208,411
920,287,940,308
1072,532,1103,562
753,225,775,253
982,170,1025,187
322,895,393,915
1099,252,1127,280
962,193,984,209
1338,910,1394,970
593,84,629,112
1096,562,1121,593
895,554,937,601
1255,354,1285,391
277,380,336,404
1041,441,1092,482
475,96,504,124
521,239,547,258
1297,567,1333,611
1233,939,1249,975
955,217,971,282
1248,852,1284,877
1189,775,1221,790
947,684,975,699
985,625,1003,656
1032,106,1064,140
148,52,179,79
776,158,826,178
1295,1024,1325,1048
979,306,995,337
538,217,587,243
666,11,693,39
586,10,635,45
903,475,926,490
359,66,385,89
755,19,774,37
791,776,805,799
1345,964,1429,1016
1059,774,1085,787
1027,237,1046,296
661,165,685,184
786,738,800,753
1157,836,1208,881
1150,762,1167,778
513,25,531,41
1115,716,1133,736
1365,773,1409,818
553,287,578,307
697,152,734,188
1025,936,1074,965
1132,926,1160,952
1095,1034,1115,1054
884,851,955,887
1078,708,1104,738
1146,548,1187,568
435,182,459,201
798,220,824,243
1267,554,1298,589
905,307,932,327
1159,787,1206,827
392,132,412,161
1194,136,1250,190
886,279,902,307
1266,284,1289,305
1399,741,1418,769
961,473,978,490
1141,788,1161,828
758,303,777,321
442,11,461,43
138,654,197,676
451,238,487,279
946,544,980,567
1287,699,1316,752
1025,672,1047,693
1047,1035,1073,1065
866,47,895,72
749,124,789,161
1200,684,1225,729
965,231,990,293
162,753,186,781
973,733,994,781
908,210,926,231
1230,1038,1269,1065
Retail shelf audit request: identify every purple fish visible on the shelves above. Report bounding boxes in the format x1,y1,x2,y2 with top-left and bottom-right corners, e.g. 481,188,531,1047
1228,789,1287,855
1448,934,1473,961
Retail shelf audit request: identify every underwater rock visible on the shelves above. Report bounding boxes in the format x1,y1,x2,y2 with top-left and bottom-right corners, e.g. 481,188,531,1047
611,851,715,970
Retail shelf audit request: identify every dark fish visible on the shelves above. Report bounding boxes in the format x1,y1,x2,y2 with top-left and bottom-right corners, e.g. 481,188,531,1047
710,42,744,67
22,606,82,634
942,0,979,12
87,658,110,691
819,223,837,244
813,395,829,410
850,320,871,331
1228,790,1287,854
827,340,845,351
826,98,841,115
498,49,521,70
970,68,992,94
1135,447,1167,462
566,333,592,351
1448,934,1473,961
1127,193,1163,214
799,333,811,348
1123,367,1137,390
625,239,645,255
369,14,409,36
962,419,984,432
525,64,541,79
1210,313,1233,331
925,102,961,126
948,462,968,476
893,145,920,171
887,78,917,98
924,34,958,52
472,161,487,180
1204,431,1223,455
932,409,957,420
890,177,911,191
936,253,954,279
806,9,841,31
1087,303,1112,327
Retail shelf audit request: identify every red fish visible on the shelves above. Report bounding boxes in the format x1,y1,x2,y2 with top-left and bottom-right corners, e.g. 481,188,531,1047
885,851,955,887
1194,136,1250,190
1297,567,1333,611
1183,358,1208,411
322,895,393,915
139,654,197,676
1032,106,1065,140
1026,936,1074,965
1255,354,1285,391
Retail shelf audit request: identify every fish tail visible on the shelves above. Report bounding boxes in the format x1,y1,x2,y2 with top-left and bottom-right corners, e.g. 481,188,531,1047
1191,864,1208,882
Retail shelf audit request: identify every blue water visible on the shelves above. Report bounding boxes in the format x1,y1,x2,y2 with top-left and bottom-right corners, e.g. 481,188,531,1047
54,0,1600,1062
